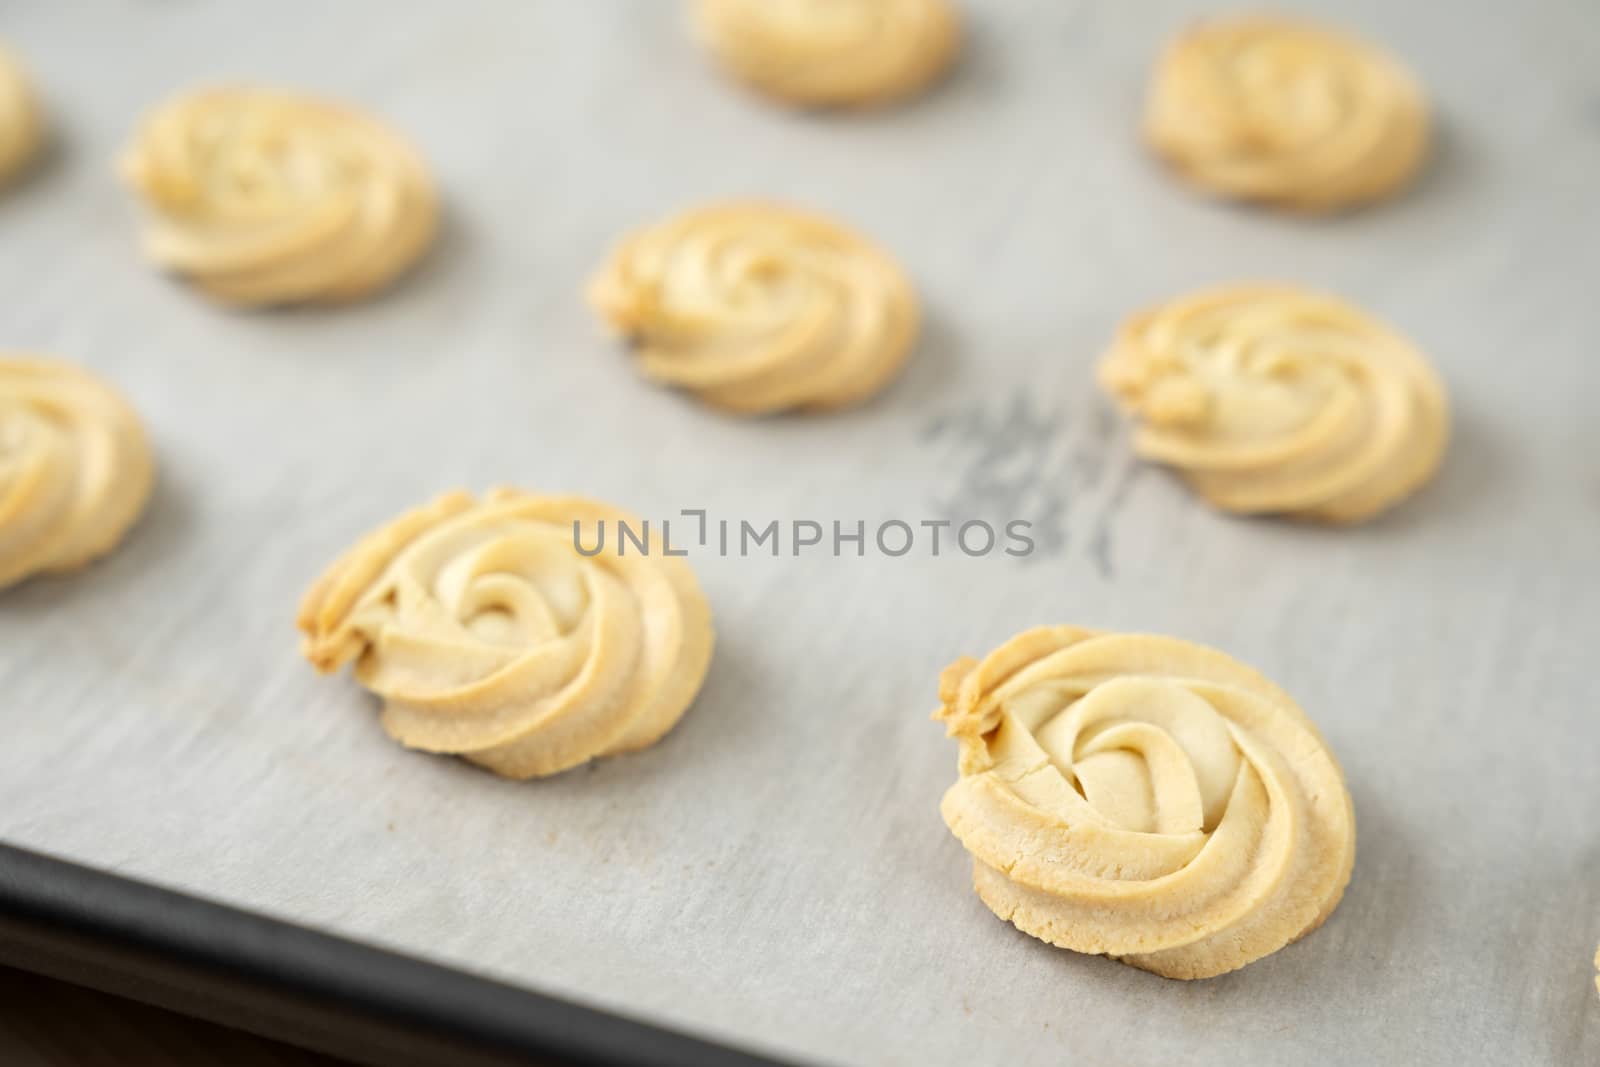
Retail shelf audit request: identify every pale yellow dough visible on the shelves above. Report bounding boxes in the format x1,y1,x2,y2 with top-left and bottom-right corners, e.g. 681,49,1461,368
120,86,437,307
693,0,960,108
0,45,44,185
0,357,154,591
934,627,1355,980
1098,284,1448,523
298,489,715,780
1145,16,1429,212
590,202,919,415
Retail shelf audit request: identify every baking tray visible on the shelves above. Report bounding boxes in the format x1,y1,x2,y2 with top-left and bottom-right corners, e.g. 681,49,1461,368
2,2,1598,1065
0,843,793,1066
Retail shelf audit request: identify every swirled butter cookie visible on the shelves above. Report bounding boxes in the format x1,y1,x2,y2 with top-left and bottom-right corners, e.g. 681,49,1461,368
120,87,437,307
0,357,154,590
1098,284,1448,523
590,202,918,414
298,489,715,780
693,0,960,109
0,45,44,185
934,627,1355,979
1146,16,1429,212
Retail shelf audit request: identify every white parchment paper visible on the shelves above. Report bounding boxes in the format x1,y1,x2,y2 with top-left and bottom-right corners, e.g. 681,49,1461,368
2,2,1597,1064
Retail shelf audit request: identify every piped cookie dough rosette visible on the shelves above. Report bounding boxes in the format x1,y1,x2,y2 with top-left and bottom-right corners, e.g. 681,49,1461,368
298,489,715,780
119,86,437,307
589,202,919,414
1145,16,1429,212
1098,284,1448,523
0,45,44,185
693,0,960,109
0,357,154,590
934,627,1355,979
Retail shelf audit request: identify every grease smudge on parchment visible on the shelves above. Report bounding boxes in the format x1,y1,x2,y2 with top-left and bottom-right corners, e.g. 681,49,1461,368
922,387,1142,577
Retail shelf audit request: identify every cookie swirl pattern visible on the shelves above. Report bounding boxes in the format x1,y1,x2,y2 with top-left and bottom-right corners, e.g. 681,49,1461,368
0,45,43,185
299,489,715,780
1145,16,1429,212
120,86,437,307
0,357,154,590
693,0,960,108
935,627,1355,979
590,202,919,414
1098,284,1448,523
